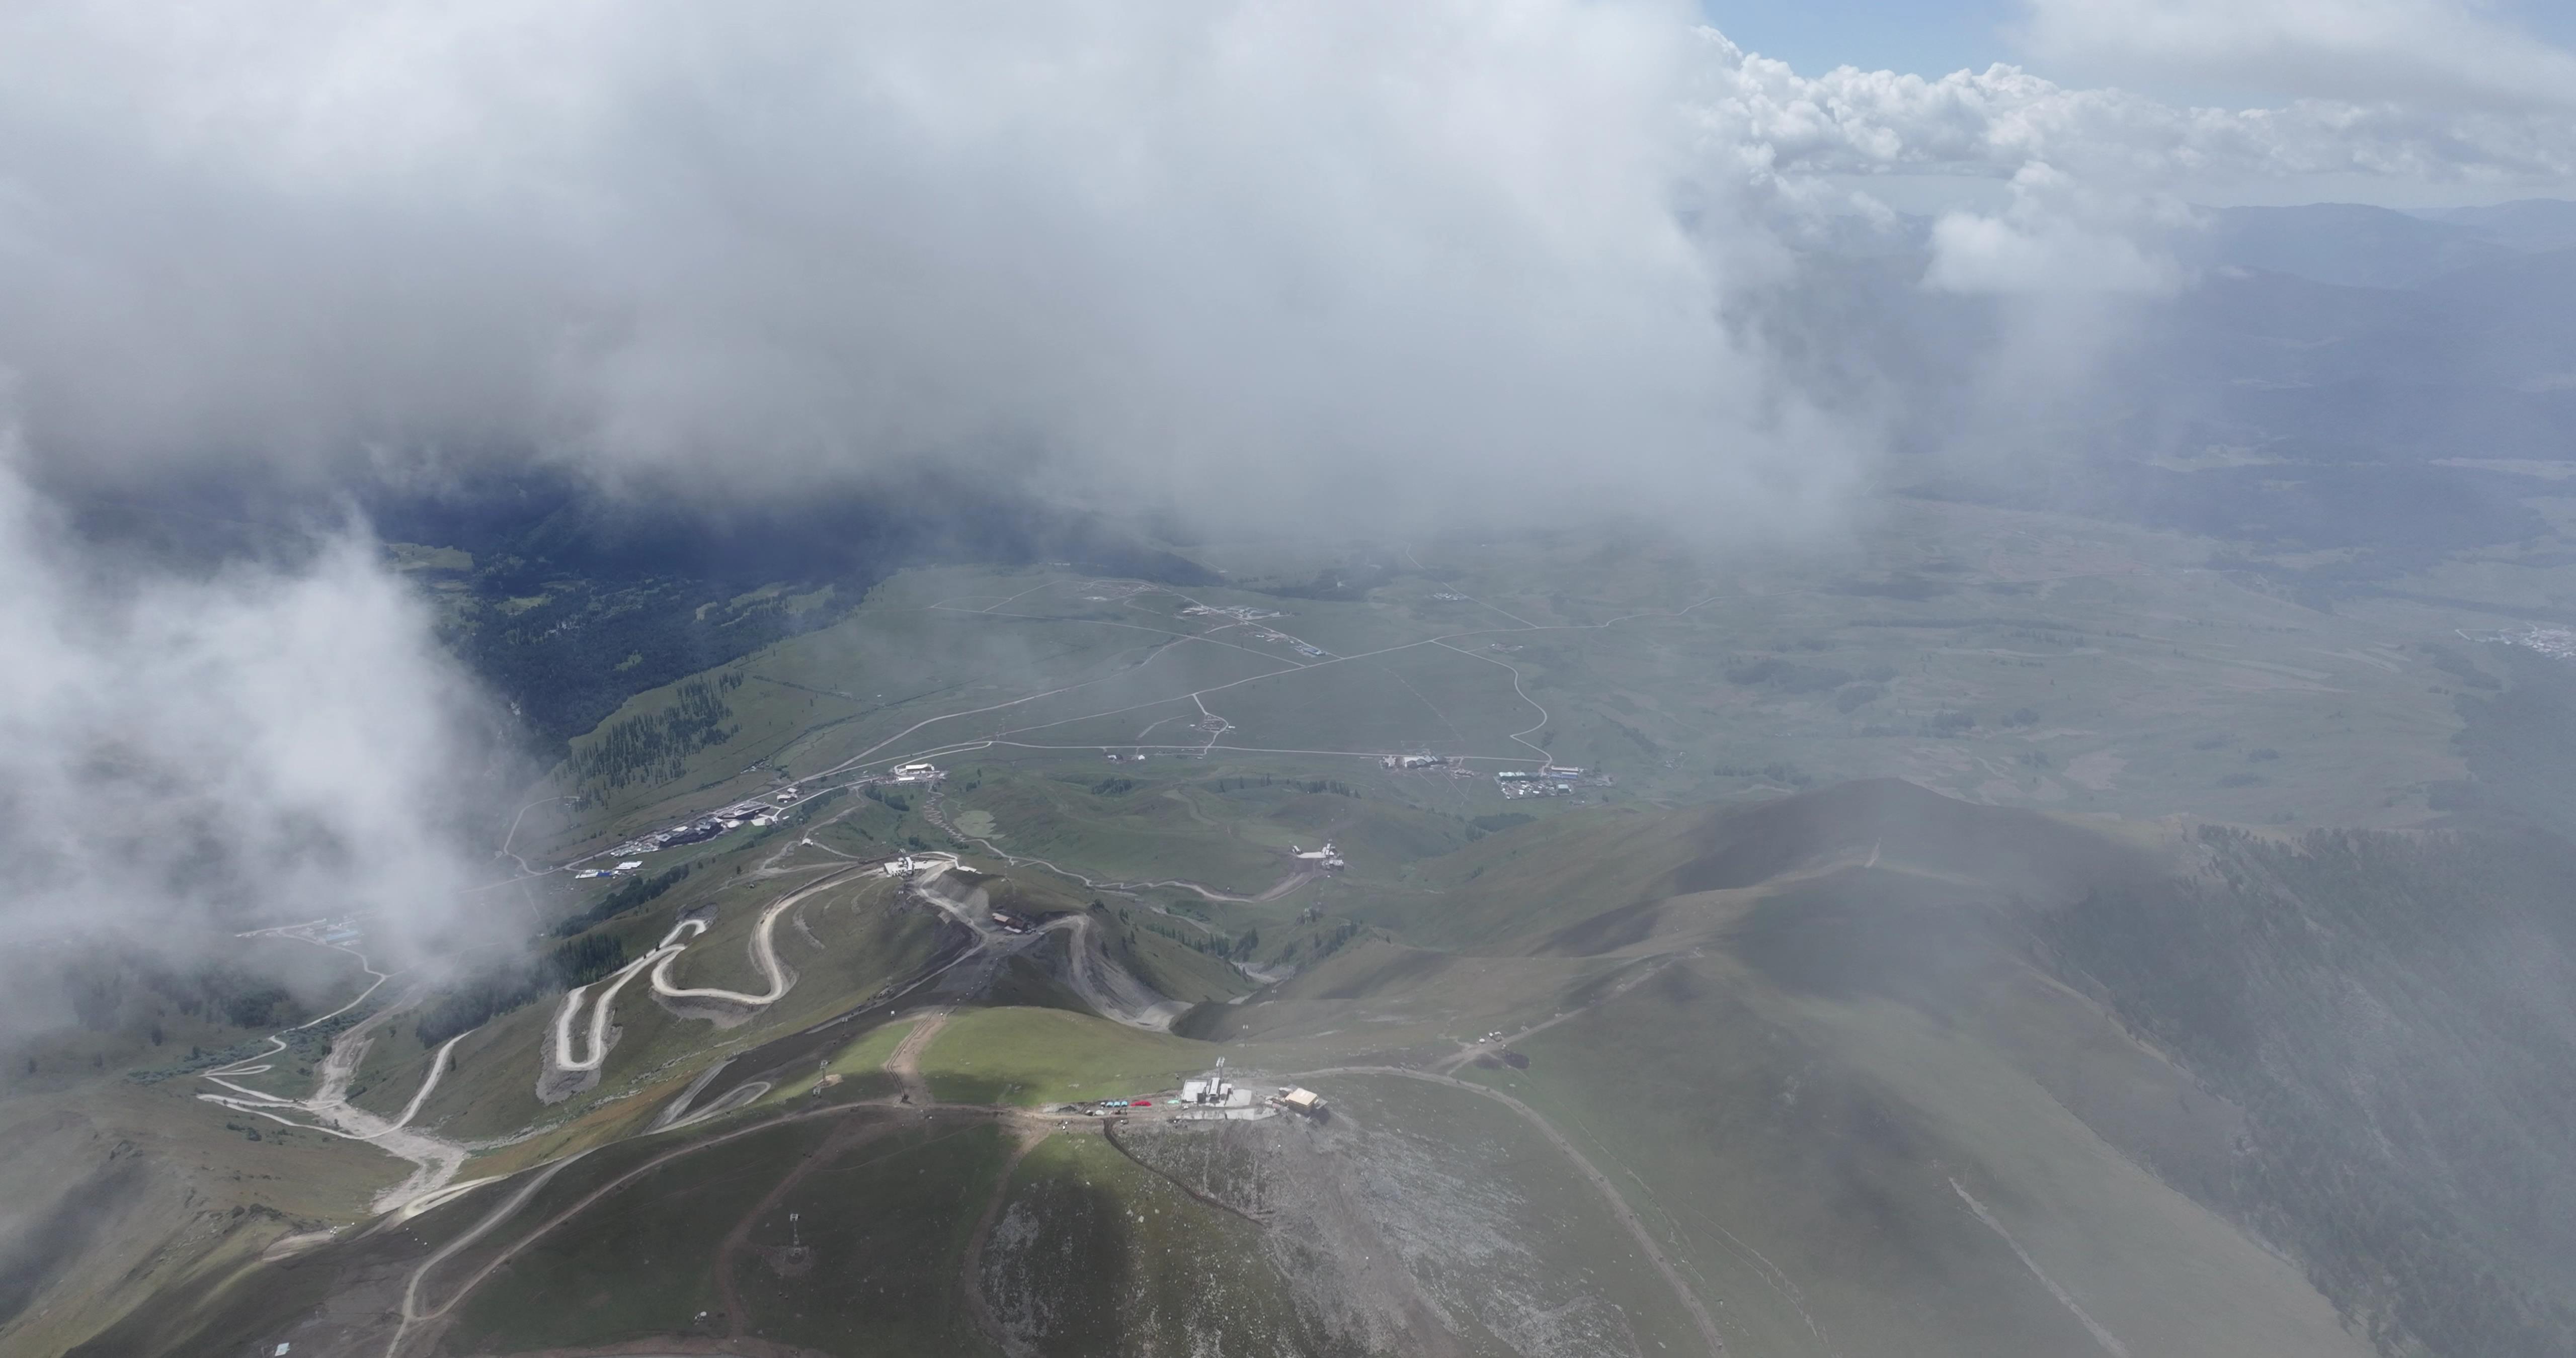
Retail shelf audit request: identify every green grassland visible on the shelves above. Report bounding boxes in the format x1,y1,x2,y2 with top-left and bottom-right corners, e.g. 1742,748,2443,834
60,777,2561,1357
502,495,2522,909
919,1006,1216,1106
0,1074,419,1358
1471,963,2367,1358
734,1118,1012,1355
1181,783,2428,1355
42,495,2576,1355
761,1014,916,1106
442,1118,830,1350
355,848,951,1148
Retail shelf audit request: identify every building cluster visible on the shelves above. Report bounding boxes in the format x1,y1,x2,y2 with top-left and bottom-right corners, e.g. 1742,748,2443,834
605,794,799,861
1181,604,1285,623
1495,766,1606,799
1063,1063,1328,1125
881,852,957,879
2478,626,2576,663
987,907,1033,935
887,761,943,784
1292,841,1346,870
1381,753,1459,770
1181,1063,1256,1109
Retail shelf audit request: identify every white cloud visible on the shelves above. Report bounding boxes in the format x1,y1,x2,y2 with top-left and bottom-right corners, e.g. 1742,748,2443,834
0,0,1870,539
0,0,2563,990
2019,0,2576,111
0,1,2564,533
1700,35,2576,186
0,442,505,982
1923,165,2190,295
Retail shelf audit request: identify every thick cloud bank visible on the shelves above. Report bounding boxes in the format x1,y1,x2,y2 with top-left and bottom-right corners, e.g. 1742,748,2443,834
2021,0,2576,111
0,0,2568,996
1,1,2565,526
0,0,1861,536
0,450,502,979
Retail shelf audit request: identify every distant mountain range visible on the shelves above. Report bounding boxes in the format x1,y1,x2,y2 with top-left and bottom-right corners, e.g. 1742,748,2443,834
1813,200,2576,584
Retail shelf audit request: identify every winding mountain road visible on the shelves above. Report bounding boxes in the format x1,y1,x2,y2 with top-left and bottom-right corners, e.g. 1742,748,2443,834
197,937,479,1214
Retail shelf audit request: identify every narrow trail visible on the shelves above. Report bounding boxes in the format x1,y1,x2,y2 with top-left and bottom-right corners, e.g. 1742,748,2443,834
497,795,572,875
197,937,479,1214
1953,1178,2130,1357
911,873,1186,1031
1430,637,1552,765
1427,955,1677,1075
886,1009,949,1105
384,1152,591,1358
391,1097,1018,1358
1418,954,1835,1349
924,786,1310,912
1291,1065,1730,1357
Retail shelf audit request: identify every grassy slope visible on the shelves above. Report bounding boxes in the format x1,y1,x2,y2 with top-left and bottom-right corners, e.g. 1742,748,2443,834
1220,786,2376,1357
1311,1072,1710,1357
919,1007,1216,1107
443,1118,829,1350
980,1132,1322,1357
736,1120,1010,1355
1479,961,2367,1358
0,1077,409,1358
369,861,946,1149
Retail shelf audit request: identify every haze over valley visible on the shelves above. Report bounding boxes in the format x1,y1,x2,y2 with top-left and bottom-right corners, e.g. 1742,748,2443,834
4,3,2576,1356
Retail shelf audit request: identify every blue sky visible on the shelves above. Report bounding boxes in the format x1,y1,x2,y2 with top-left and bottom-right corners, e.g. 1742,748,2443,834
1703,0,2021,78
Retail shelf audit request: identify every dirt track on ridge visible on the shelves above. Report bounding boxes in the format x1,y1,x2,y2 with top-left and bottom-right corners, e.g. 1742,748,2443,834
1290,1064,1730,1357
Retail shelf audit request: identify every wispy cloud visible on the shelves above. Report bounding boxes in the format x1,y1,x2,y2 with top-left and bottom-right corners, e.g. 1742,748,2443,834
0,441,506,998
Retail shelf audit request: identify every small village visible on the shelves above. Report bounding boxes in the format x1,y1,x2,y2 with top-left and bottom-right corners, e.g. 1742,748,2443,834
589,763,947,873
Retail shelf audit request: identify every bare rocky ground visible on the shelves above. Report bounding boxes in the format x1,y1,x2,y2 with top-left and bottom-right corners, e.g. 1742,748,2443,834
1081,1097,1665,1358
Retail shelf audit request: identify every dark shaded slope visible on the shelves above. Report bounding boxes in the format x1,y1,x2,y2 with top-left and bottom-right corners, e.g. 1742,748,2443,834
1664,777,2159,900
1335,780,2576,1358
2040,826,2576,1358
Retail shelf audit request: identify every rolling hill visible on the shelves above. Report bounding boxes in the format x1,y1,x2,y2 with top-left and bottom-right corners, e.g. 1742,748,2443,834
33,777,2576,1356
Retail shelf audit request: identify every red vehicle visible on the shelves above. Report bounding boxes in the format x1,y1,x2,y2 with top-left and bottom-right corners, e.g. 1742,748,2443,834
1132,1099,1152,1107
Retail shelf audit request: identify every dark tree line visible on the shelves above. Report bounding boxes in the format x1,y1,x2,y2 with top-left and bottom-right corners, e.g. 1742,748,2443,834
566,672,746,795
1206,775,1357,798
414,931,637,1047
552,864,693,939
60,957,301,1035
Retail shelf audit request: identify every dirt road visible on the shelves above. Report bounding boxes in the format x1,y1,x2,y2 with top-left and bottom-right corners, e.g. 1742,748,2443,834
886,1009,949,1105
